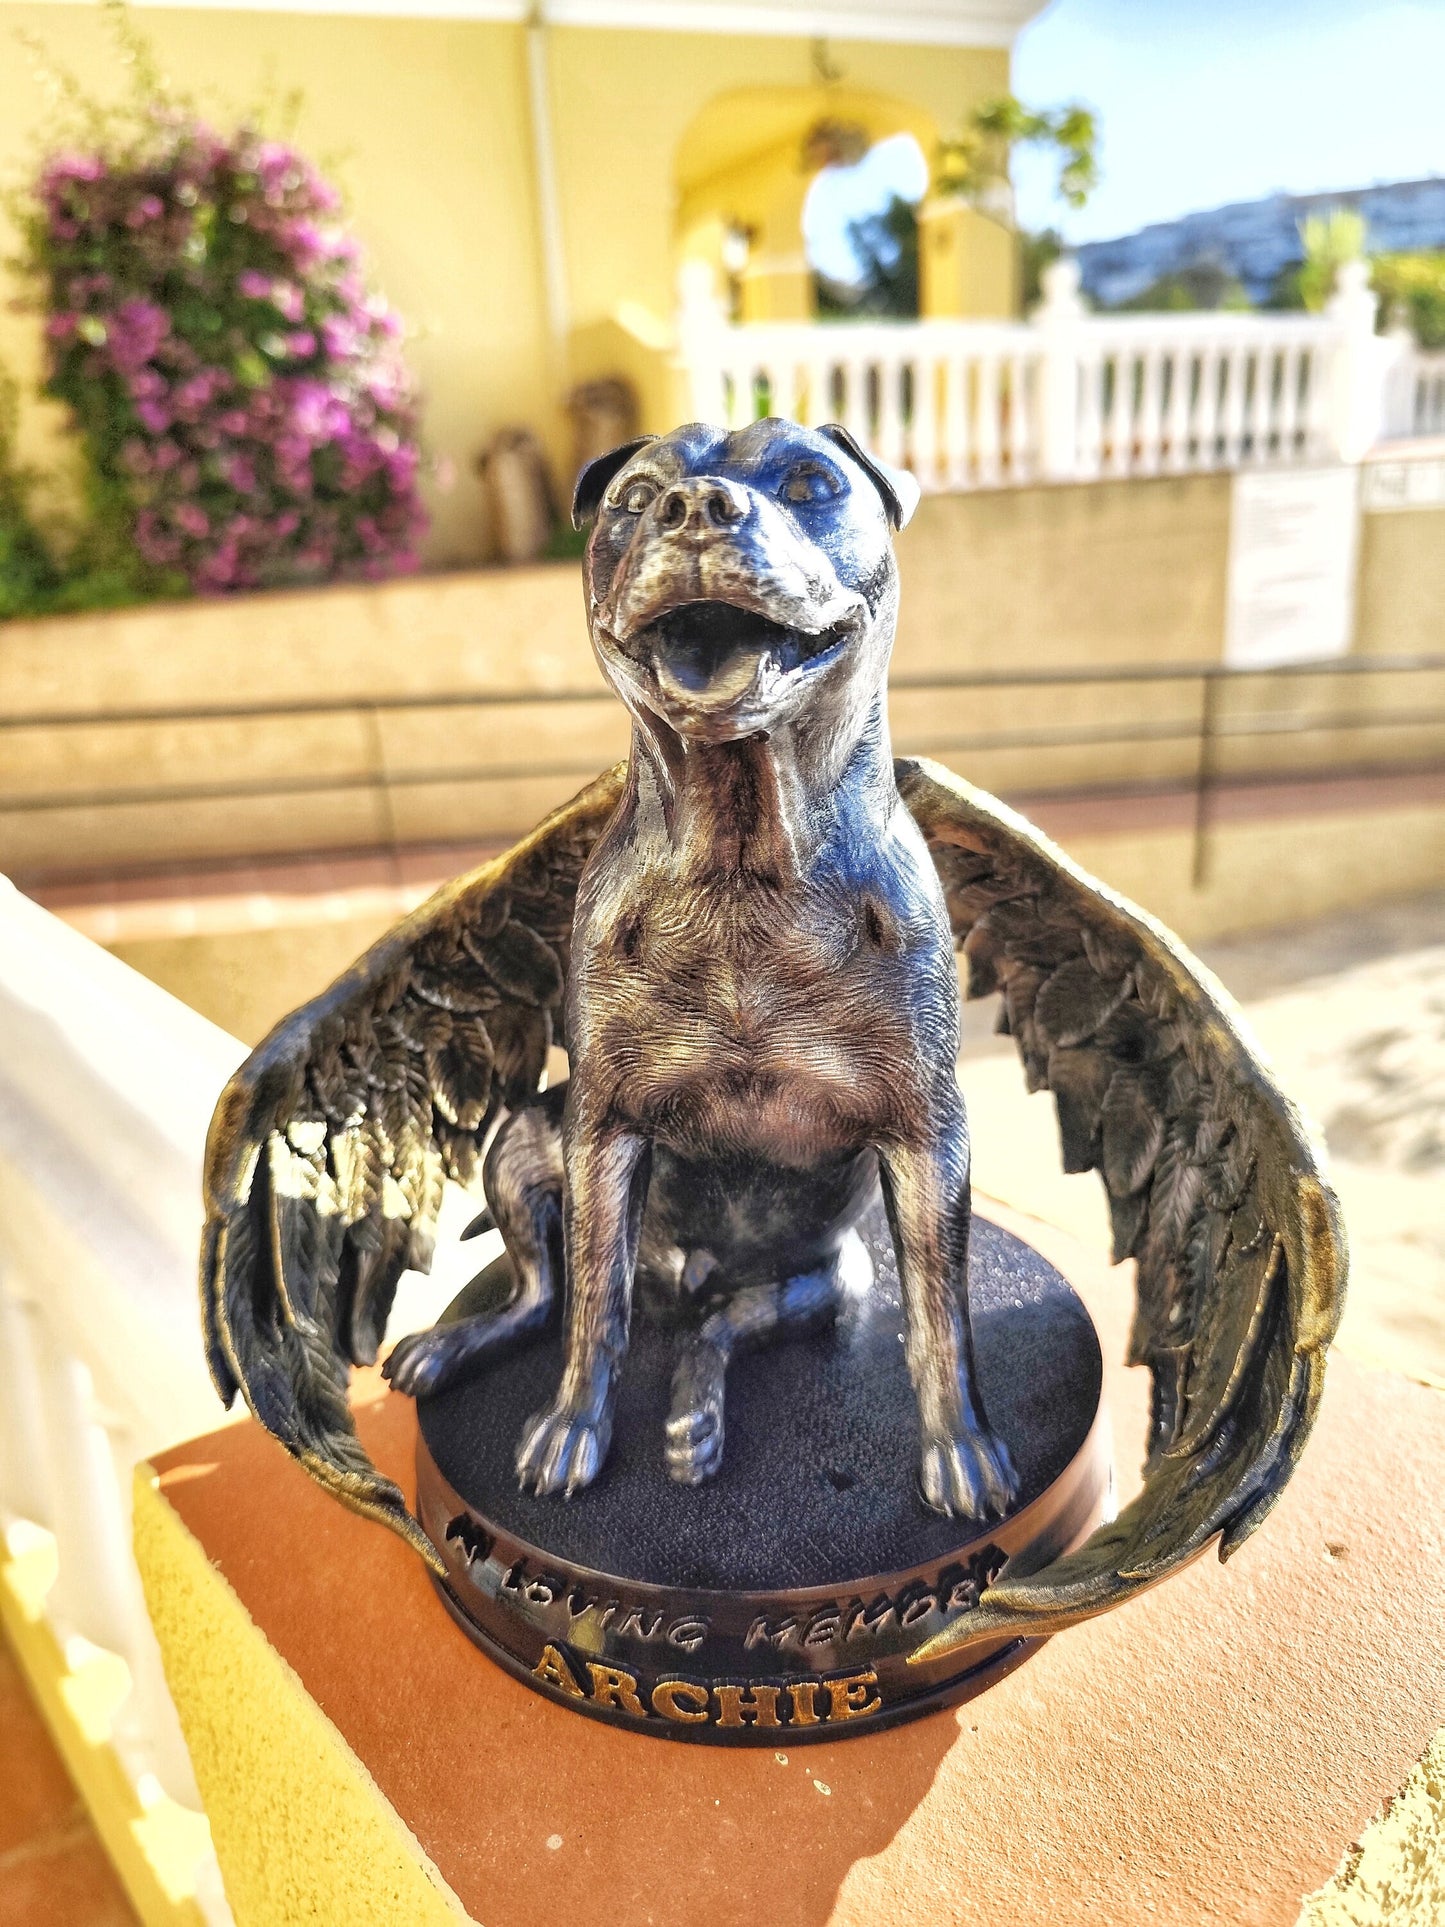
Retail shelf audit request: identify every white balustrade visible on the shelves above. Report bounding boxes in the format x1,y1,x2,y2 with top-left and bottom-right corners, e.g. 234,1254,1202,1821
1072,310,1338,477
685,315,1046,491
1385,343,1445,438
677,253,1427,490
0,876,246,1924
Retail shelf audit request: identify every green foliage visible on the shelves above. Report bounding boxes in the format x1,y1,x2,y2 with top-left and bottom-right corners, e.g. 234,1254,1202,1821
0,376,63,618
1298,209,1366,312
1115,261,1251,314
816,194,919,319
541,519,588,562
1264,209,1445,345
1267,209,1367,312
0,366,147,617
1370,252,1445,348
936,95,1098,215
1020,227,1062,311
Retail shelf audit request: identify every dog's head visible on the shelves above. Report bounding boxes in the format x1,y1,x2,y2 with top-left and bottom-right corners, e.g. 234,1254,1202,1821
574,419,918,744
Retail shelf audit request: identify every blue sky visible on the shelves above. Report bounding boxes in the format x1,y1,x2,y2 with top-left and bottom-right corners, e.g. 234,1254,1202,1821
804,135,930,280
1013,0,1445,243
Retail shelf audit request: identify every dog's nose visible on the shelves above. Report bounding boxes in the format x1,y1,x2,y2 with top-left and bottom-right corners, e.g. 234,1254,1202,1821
654,477,750,534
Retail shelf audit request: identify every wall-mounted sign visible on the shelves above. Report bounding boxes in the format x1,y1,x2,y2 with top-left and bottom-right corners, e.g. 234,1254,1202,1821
1361,453,1445,512
1225,464,1360,668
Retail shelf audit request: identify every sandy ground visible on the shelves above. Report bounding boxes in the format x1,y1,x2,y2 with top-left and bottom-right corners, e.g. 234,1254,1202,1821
960,890,1445,1390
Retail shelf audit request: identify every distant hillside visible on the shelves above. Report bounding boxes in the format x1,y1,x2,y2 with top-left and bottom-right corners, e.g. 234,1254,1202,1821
1076,179,1445,308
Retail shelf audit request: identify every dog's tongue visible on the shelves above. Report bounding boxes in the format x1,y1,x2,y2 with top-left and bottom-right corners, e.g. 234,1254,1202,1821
659,633,764,694
653,602,784,705
657,645,771,709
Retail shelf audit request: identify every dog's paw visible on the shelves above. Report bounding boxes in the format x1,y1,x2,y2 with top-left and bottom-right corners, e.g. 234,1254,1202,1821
515,1403,610,1497
665,1345,727,1485
382,1328,476,1400
918,1426,1019,1521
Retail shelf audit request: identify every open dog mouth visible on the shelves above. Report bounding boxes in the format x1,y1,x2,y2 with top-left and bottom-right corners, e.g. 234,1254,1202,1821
645,600,852,695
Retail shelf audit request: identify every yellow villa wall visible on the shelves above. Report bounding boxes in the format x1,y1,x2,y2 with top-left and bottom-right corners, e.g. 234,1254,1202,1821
0,5,1010,565
544,39,1009,324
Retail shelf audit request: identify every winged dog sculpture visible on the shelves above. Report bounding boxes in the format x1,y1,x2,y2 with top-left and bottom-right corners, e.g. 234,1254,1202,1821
201,420,1344,1661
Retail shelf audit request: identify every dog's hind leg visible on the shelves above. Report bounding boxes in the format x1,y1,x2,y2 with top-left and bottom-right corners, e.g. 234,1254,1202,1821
663,1231,866,1485
383,1090,564,1398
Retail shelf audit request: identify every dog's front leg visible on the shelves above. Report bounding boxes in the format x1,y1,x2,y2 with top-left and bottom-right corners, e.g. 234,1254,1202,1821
878,1108,1019,1520
515,1118,650,1497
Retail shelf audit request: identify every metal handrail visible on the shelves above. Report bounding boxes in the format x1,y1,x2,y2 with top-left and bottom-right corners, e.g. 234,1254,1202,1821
2,650,1442,732
4,652,1443,889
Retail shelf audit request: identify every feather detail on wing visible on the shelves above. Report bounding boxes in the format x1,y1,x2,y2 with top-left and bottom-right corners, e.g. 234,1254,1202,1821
896,758,1347,1660
200,766,626,1572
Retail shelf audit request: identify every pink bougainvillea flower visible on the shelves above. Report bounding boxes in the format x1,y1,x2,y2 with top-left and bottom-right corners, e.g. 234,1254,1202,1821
44,152,105,188
318,315,357,359
226,453,259,493
106,299,171,372
278,218,324,266
32,116,426,594
272,282,305,323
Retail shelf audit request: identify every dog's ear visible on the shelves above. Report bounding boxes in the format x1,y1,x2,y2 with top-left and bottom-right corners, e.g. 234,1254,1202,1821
819,425,920,531
571,436,658,531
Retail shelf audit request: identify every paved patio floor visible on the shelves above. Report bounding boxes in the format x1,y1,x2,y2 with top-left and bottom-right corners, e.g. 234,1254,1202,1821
0,1637,136,1927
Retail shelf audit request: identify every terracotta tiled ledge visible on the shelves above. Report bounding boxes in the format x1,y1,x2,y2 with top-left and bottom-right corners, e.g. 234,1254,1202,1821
134,1203,1444,1927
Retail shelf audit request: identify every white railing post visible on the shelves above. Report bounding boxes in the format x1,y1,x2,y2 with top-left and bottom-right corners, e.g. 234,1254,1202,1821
1033,256,1085,483
1324,258,1396,463
1380,320,1431,438
675,261,730,425
0,878,248,1921
0,1264,49,1530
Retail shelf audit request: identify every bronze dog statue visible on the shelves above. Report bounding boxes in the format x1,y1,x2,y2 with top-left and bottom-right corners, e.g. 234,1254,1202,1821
200,417,1342,1656
384,419,1019,1520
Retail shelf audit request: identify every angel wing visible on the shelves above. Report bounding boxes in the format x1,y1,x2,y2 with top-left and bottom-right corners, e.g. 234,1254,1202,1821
200,766,626,1573
897,757,1347,1660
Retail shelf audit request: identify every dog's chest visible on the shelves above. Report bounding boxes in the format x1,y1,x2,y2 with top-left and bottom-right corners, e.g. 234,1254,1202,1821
576,877,921,1154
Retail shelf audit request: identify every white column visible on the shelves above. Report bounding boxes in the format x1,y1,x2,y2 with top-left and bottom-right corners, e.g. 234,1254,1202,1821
0,882,245,1894
0,1264,49,1529
1033,257,1085,482
675,262,730,424
524,11,569,357
26,1308,141,1658
1325,259,1400,463
1379,320,1422,438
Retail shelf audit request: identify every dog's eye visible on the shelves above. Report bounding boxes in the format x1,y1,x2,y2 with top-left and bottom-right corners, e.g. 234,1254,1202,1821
782,464,839,505
612,479,658,514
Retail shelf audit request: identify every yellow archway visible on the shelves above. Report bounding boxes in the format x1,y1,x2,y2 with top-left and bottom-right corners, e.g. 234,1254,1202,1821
674,86,940,322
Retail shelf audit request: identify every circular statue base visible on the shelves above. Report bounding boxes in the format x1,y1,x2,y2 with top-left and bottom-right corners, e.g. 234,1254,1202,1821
414,1213,1111,1744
